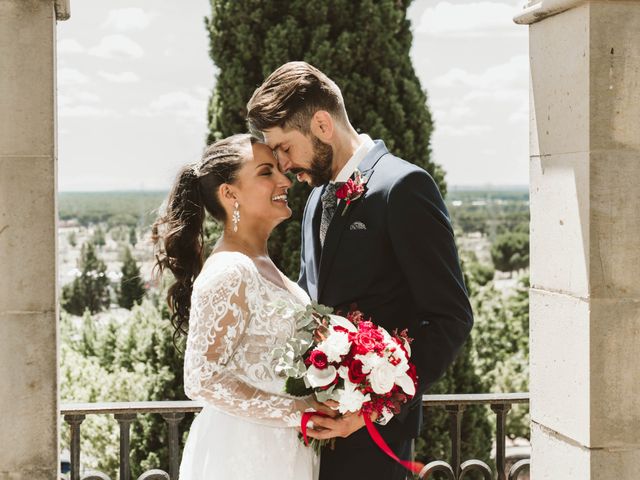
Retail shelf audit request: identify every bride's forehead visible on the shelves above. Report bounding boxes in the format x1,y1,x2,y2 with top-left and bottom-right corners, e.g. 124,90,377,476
239,143,276,169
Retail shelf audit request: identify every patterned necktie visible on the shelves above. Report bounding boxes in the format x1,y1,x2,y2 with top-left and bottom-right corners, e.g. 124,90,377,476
319,182,343,247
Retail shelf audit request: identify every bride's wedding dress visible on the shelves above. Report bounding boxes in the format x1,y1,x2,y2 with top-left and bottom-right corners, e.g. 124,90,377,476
179,251,318,480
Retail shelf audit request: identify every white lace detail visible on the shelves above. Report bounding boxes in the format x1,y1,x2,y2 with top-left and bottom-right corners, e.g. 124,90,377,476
184,251,312,427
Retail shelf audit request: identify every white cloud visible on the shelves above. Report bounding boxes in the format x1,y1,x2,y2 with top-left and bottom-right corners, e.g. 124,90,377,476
462,89,525,103
509,99,529,124
59,105,117,118
417,1,526,37
58,94,73,107
58,39,85,54
98,71,140,83
432,55,528,90
102,8,153,31
130,90,207,123
74,91,101,103
438,124,493,137
88,35,144,59
194,86,212,99
58,68,89,86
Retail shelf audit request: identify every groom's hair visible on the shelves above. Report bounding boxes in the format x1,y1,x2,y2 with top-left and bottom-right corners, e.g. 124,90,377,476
246,61,349,135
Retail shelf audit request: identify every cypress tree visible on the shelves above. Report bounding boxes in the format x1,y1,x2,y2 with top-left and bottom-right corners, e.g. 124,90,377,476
118,247,146,309
62,241,111,315
93,226,106,248
207,0,444,279
206,0,494,467
129,226,138,247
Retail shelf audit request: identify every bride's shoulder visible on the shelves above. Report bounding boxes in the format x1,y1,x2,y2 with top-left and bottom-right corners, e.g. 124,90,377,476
194,251,256,292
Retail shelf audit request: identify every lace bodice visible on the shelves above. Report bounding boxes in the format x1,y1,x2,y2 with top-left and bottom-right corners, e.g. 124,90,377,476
184,251,312,427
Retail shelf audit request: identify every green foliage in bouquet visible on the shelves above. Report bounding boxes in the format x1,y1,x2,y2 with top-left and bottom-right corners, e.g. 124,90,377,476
285,376,313,398
272,301,333,381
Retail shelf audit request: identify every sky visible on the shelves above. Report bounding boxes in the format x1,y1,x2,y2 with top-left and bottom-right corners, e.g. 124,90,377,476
56,0,529,191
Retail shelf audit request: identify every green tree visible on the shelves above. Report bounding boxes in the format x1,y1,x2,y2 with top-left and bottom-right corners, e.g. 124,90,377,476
93,225,106,248
67,230,77,247
129,226,138,246
118,247,146,309
490,232,529,273
460,251,495,293
62,241,111,315
416,335,494,475
471,276,530,439
206,0,500,468
59,302,190,479
207,0,443,279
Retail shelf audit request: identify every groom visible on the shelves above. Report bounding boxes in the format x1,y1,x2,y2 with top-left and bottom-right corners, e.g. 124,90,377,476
247,62,473,480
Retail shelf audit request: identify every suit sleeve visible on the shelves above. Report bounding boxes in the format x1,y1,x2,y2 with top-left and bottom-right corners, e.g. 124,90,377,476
386,170,473,398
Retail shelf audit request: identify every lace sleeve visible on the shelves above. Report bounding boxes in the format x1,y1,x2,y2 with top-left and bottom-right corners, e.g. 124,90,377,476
183,259,311,427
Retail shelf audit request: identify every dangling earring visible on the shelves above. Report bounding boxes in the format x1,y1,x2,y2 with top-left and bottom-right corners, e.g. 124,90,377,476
232,201,240,232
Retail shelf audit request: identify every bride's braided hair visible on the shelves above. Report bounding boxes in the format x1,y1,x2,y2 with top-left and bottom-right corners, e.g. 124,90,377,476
152,134,257,342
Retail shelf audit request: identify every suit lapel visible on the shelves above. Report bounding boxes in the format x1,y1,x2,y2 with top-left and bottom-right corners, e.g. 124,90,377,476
302,188,323,299
310,188,323,267
316,141,389,299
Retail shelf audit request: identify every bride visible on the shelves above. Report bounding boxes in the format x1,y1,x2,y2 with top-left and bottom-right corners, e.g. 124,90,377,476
153,133,333,479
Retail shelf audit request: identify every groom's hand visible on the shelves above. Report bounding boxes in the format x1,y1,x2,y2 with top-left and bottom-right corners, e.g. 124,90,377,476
308,399,339,418
304,410,378,440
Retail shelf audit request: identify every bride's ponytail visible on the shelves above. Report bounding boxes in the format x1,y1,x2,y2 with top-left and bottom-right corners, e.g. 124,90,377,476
153,134,257,340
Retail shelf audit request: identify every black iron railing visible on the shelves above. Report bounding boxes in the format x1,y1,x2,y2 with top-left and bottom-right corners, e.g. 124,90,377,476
61,393,530,480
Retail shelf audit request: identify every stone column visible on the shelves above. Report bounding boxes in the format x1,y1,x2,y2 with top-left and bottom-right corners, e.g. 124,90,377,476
0,0,69,478
515,0,640,478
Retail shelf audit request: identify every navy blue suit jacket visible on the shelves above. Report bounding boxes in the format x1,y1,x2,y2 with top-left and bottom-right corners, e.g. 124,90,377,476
298,140,473,447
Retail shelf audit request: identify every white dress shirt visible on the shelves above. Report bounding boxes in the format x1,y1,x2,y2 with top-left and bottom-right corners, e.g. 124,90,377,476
332,134,375,183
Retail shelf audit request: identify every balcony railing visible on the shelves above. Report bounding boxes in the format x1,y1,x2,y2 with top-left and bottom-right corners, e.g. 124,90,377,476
61,393,530,480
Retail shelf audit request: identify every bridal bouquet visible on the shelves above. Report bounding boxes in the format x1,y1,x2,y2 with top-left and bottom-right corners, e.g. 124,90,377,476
271,302,419,464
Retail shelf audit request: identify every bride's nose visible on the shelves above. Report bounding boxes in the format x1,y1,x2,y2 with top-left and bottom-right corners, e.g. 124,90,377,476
276,169,292,188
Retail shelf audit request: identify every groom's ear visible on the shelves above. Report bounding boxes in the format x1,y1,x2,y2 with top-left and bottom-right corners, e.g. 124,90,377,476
310,110,334,142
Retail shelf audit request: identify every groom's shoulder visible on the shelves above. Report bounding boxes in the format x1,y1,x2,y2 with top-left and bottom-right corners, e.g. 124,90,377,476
374,151,437,190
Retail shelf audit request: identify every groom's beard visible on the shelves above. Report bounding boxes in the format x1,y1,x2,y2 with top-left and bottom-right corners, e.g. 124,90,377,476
306,136,334,187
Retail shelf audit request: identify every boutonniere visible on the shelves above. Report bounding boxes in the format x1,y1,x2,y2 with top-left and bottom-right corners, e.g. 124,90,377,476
336,169,367,216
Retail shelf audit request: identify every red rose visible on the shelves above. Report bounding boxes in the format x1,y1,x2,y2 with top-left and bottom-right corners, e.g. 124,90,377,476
359,320,375,331
336,179,365,204
354,330,379,355
309,350,328,369
347,359,367,384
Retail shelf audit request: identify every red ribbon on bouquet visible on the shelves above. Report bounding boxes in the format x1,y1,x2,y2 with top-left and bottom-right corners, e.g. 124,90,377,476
363,415,424,474
300,411,423,475
300,411,331,446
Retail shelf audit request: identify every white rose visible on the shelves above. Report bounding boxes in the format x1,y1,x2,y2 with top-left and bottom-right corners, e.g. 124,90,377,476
318,330,350,363
369,361,397,395
394,372,416,397
306,364,337,388
355,352,383,374
335,380,371,414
